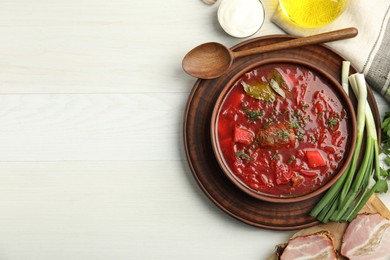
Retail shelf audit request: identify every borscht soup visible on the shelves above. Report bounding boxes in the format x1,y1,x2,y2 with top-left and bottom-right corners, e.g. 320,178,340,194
214,63,353,198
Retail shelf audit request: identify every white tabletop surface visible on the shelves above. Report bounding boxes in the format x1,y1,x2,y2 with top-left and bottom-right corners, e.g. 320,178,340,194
0,0,389,259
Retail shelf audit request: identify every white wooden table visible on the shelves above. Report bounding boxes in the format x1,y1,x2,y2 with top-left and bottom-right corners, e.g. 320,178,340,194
0,0,388,259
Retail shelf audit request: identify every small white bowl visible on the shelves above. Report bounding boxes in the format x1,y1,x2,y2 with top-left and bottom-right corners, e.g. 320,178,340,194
218,0,265,38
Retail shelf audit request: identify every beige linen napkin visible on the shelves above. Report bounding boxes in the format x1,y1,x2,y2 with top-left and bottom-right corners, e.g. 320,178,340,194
272,1,390,101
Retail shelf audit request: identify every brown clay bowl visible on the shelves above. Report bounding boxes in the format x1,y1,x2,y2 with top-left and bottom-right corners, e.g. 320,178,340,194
210,58,357,203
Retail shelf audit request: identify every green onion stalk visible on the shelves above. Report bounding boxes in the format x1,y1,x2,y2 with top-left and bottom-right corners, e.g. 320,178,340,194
311,64,383,223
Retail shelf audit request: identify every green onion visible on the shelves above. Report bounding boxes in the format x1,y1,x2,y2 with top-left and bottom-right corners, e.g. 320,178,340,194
311,63,386,223
342,61,350,95
339,74,367,201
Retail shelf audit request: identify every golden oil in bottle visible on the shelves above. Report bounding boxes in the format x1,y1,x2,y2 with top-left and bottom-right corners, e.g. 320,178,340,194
279,0,348,28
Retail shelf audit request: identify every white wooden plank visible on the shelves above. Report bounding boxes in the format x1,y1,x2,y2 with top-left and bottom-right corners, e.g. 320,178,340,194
0,93,186,161
0,0,211,94
0,161,291,260
0,0,282,94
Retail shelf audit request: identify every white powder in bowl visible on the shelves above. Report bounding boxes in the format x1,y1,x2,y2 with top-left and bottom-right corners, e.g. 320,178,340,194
217,0,265,38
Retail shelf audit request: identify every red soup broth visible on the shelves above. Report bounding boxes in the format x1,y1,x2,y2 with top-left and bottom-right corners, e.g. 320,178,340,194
216,63,349,197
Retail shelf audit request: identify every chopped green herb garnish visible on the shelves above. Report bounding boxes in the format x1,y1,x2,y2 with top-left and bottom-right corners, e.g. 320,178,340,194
276,130,290,140
327,117,339,129
288,155,296,164
271,152,280,160
288,121,301,129
245,109,264,121
235,149,254,163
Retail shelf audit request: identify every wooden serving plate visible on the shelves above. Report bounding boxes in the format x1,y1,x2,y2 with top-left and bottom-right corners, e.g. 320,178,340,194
183,35,381,230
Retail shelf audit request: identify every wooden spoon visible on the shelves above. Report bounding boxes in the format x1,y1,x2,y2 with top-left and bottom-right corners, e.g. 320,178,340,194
182,27,358,79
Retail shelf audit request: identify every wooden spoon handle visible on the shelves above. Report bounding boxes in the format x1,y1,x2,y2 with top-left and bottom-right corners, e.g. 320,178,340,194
233,27,358,58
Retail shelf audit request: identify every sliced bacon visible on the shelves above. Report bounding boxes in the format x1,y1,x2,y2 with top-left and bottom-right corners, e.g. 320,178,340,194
257,123,296,148
341,213,390,259
280,231,337,260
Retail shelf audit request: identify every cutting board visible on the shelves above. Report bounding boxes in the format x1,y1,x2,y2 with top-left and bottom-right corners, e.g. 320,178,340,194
268,194,390,259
